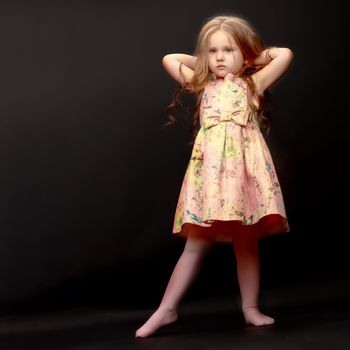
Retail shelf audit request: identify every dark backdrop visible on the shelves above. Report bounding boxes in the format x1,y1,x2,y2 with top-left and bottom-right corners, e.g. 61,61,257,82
0,0,347,312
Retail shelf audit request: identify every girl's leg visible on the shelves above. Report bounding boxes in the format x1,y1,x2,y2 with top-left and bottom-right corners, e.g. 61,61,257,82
135,235,213,338
232,231,275,326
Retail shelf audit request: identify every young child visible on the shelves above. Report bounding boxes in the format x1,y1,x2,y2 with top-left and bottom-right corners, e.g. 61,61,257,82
135,15,293,338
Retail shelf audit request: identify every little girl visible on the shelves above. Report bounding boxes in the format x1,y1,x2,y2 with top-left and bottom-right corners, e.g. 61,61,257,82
135,15,293,338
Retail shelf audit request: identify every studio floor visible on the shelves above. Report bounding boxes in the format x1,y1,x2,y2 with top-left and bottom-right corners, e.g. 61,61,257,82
0,277,349,350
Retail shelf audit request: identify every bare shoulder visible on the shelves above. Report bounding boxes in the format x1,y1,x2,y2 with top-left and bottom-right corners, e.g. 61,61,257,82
251,48,293,95
162,54,195,85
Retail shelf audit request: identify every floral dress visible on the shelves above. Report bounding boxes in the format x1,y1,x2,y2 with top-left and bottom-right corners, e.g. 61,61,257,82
172,72,289,243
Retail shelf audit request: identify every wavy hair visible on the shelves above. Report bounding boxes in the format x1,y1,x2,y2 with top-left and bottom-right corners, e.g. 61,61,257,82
163,15,273,145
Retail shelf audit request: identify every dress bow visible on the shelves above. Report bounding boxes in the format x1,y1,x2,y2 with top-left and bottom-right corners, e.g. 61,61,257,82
201,75,250,129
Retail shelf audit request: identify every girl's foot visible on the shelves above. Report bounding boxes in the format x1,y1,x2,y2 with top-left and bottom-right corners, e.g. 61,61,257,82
135,307,178,338
242,305,275,326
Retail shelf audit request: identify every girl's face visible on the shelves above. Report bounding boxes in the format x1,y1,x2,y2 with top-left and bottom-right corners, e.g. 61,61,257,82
207,30,245,78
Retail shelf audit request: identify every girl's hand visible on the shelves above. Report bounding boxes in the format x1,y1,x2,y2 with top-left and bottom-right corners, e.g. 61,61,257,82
251,47,293,95
162,54,196,85
250,48,276,66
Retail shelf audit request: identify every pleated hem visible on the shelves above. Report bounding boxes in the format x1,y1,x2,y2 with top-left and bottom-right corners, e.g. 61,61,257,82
172,214,289,243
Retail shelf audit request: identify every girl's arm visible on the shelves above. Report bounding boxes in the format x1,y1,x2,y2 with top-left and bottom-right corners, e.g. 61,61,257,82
251,47,293,95
162,54,196,85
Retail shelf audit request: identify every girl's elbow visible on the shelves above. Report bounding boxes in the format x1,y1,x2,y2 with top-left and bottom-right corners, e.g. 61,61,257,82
162,55,170,69
284,48,294,61
162,54,175,67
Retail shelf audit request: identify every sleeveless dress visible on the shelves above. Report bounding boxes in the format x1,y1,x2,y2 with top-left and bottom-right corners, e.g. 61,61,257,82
172,72,289,243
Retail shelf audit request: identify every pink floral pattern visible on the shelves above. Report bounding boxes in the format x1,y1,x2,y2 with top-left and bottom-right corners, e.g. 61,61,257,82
172,73,289,243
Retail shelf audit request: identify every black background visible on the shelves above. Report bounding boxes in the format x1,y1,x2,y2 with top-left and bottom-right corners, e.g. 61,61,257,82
0,0,347,313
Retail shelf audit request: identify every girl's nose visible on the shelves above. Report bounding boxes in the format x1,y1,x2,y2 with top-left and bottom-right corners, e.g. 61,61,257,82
216,51,223,60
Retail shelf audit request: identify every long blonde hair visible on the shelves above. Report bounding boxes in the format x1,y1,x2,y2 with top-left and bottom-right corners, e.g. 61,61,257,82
164,15,271,145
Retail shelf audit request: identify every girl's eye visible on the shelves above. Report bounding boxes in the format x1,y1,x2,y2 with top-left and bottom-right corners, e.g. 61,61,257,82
208,48,233,53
